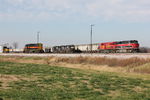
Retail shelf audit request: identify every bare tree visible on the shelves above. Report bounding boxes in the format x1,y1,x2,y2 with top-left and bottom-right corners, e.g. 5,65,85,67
12,42,18,49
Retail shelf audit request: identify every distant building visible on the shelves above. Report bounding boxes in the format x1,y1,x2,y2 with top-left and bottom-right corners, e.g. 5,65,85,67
0,46,3,53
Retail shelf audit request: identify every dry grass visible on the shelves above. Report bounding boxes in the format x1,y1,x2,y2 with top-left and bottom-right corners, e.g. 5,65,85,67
46,56,150,74
131,63,150,74
0,74,29,89
46,56,150,67
0,56,150,74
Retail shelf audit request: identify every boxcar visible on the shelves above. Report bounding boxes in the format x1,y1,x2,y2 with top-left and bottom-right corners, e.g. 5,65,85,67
75,43,99,53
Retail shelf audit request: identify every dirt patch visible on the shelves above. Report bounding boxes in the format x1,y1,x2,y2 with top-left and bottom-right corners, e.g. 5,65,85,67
0,74,29,89
133,86,146,93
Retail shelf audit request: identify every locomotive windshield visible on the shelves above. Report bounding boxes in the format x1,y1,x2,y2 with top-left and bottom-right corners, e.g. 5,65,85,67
115,40,138,44
25,43,42,47
129,40,138,44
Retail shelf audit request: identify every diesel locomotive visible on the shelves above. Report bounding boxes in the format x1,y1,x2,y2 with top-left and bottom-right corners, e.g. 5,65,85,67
23,43,44,53
99,40,139,53
0,46,10,53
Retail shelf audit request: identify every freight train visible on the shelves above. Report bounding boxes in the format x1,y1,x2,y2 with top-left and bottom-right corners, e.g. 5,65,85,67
23,40,139,53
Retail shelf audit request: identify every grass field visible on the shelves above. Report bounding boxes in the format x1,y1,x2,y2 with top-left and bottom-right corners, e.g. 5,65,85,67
0,56,150,74
0,60,150,100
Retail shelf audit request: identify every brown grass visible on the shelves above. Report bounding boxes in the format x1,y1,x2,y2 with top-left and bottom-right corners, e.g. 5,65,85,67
0,74,29,89
45,56,150,67
131,63,150,74
0,56,150,74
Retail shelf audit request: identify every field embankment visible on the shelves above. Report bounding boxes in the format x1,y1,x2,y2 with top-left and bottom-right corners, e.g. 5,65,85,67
0,56,150,74
0,61,150,100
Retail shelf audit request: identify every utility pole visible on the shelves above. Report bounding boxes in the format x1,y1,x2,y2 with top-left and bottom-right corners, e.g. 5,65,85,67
90,24,94,53
37,31,40,43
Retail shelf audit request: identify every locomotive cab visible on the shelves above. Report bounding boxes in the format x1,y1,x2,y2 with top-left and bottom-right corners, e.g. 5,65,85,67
115,40,139,53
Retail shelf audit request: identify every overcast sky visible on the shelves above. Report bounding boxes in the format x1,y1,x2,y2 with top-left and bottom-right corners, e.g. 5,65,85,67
0,0,150,48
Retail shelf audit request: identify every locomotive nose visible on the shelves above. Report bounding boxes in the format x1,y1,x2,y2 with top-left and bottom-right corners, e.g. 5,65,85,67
134,44,139,48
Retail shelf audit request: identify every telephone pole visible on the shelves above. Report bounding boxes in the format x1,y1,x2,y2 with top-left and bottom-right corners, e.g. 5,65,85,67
37,31,40,43
90,24,94,53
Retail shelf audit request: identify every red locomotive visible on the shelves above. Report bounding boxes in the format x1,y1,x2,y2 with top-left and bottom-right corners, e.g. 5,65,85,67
98,40,139,53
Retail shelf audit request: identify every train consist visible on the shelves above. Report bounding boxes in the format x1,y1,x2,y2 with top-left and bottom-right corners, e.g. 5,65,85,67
23,40,139,53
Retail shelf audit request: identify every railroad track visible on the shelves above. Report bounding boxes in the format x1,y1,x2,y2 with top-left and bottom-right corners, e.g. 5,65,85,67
0,53,150,59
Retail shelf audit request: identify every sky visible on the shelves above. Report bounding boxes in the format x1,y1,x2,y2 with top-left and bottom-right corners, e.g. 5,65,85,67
0,0,150,48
